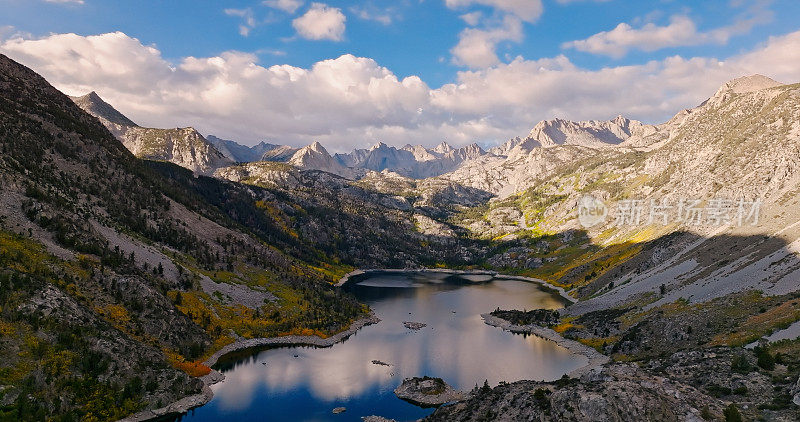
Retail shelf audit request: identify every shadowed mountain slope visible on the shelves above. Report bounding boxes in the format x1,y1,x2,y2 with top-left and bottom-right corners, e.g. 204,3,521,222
0,54,482,420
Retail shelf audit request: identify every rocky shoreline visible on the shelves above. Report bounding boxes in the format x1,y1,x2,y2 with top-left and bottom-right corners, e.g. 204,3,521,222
118,313,381,422
481,313,609,378
491,275,576,304
335,268,498,286
337,270,576,307
203,314,381,367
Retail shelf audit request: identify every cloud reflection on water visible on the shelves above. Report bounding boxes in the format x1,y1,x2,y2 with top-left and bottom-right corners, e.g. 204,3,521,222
210,277,587,412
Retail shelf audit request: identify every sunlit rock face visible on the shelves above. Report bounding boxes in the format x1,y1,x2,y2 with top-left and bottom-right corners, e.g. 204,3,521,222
71,91,233,174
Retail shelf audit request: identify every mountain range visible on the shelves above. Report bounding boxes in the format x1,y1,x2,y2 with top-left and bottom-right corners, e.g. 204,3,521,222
206,136,283,163
71,90,655,181
3,52,800,422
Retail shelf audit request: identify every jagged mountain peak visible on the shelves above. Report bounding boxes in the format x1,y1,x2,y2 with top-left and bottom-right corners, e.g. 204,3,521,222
717,74,783,95
83,90,101,101
290,141,333,163
289,141,353,177
704,74,785,108
610,114,630,126
459,143,486,155
527,115,646,148
433,141,454,154
489,137,524,156
207,135,281,163
254,140,273,148
370,141,388,150
308,141,328,154
261,144,300,162
70,91,231,174
71,90,138,127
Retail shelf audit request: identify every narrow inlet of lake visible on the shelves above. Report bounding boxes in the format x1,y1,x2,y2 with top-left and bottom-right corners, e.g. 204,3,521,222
176,272,588,422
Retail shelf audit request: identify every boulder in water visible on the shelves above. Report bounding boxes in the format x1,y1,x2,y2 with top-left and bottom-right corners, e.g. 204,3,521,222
403,321,427,330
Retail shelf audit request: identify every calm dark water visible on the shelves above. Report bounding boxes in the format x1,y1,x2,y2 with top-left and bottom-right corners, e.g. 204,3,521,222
177,273,587,422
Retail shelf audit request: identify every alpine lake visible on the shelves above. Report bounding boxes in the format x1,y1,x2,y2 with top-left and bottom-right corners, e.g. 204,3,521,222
175,271,587,422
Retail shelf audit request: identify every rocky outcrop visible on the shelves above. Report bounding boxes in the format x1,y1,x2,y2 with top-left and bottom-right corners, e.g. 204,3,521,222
118,126,233,174
427,344,800,421
117,371,223,422
526,115,652,148
71,91,232,174
425,363,723,422
413,214,456,237
394,377,464,407
361,416,397,422
706,74,783,107
793,376,800,406
213,161,302,189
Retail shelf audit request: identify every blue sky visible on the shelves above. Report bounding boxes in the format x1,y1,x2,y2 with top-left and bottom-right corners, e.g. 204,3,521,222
2,0,800,150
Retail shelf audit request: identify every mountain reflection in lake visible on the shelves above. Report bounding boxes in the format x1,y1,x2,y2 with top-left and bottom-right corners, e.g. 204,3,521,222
178,273,588,422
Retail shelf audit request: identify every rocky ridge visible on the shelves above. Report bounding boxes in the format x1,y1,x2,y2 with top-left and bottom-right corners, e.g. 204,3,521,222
288,141,356,178
70,92,232,174
206,135,280,163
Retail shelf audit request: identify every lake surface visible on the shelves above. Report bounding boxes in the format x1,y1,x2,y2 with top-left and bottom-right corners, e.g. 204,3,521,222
177,272,587,422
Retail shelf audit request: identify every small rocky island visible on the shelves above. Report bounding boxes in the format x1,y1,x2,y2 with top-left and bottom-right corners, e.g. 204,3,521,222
394,377,464,407
402,321,427,330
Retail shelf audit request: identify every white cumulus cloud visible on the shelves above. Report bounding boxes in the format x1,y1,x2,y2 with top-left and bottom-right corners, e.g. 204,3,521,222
263,0,304,14
224,8,258,37
444,0,543,23
556,0,611,4
2,30,800,151
460,11,483,26
350,6,394,25
292,3,346,41
451,15,523,68
564,7,772,58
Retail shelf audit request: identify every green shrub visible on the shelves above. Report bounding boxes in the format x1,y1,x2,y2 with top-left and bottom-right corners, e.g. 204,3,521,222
731,354,751,373
723,403,742,422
